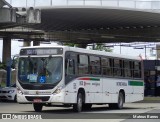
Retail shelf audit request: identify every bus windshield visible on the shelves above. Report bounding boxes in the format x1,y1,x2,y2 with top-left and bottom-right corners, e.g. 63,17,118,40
18,57,63,84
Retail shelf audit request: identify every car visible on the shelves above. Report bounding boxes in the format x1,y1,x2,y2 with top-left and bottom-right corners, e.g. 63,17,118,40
0,84,17,102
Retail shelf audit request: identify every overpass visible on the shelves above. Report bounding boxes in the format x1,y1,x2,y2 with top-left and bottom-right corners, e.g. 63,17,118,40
1,0,160,62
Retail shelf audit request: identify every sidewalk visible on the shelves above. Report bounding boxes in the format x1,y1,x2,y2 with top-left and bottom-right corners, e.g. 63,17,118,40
137,97,160,103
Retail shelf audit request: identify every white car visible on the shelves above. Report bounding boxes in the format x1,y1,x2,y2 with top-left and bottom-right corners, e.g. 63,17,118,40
0,84,17,102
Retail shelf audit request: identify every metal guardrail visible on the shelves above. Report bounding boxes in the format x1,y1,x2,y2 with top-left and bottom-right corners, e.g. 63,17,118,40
4,0,160,10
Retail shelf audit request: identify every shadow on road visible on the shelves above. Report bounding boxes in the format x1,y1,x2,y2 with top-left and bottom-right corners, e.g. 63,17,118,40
22,106,140,114
21,106,138,119
0,100,16,103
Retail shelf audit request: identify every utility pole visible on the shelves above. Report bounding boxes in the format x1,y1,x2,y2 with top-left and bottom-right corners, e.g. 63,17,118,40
50,0,52,6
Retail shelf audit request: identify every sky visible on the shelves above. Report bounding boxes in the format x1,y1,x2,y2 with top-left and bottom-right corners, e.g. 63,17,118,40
0,39,153,62
0,0,159,61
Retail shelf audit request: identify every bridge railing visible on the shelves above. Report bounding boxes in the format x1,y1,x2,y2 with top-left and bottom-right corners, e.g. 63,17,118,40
5,0,160,10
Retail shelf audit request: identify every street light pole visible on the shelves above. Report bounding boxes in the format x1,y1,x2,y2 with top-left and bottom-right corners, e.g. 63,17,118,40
34,0,36,7
50,0,52,6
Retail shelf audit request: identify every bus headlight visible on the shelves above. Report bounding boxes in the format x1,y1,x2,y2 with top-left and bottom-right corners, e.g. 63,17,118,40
17,87,23,95
53,85,63,94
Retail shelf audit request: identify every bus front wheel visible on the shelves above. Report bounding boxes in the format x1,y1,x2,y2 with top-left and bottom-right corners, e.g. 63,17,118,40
73,92,83,112
33,103,43,112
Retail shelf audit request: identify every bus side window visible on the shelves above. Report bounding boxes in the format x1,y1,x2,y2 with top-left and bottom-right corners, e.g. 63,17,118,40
89,56,101,75
113,59,122,77
66,59,75,75
133,61,141,78
78,54,89,74
124,60,132,78
102,58,112,76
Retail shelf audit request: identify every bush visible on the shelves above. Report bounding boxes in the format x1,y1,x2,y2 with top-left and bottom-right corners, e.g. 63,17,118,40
0,62,6,70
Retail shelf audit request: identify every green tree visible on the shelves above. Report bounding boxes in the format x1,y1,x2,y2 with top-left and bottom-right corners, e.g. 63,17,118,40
63,43,112,52
63,43,76,47
93,43,112,52
0,62,6,70
63,43,84,48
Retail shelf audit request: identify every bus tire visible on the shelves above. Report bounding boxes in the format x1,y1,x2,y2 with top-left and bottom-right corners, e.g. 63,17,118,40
33,103,43,112
73,92,83,112
115,92,124,109
117,92,124,109
109,92,124,109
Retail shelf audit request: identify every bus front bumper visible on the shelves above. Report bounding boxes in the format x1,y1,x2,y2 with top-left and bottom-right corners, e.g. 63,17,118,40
17,92,65,104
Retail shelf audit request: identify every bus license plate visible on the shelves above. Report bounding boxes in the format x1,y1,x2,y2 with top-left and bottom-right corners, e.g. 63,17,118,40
33,99,42,103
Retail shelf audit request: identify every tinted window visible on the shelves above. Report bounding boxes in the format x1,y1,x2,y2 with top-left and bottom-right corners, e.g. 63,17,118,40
78,55,89,74
134,62,140,70
133,62,141,78
90,56,100,66
102,58,112,76
66,59,75,75
101,58,110,67
113,59,122,77
89,56,101,75
124,61,132,77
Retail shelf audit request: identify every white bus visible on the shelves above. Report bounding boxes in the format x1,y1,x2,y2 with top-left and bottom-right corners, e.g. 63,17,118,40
17,46,144,112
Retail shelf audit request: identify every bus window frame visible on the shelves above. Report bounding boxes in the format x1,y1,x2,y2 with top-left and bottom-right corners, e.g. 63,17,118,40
64,51,143,80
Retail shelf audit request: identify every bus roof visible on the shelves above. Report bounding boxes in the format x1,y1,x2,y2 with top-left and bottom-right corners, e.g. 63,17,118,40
20,46,141,60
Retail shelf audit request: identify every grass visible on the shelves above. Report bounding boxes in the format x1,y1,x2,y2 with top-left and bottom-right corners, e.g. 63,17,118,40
0,81,6,87
144,97,160,101
0,81,16,87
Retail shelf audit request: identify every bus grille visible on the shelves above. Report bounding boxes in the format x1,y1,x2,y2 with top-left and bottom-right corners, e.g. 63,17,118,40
25,96,50,101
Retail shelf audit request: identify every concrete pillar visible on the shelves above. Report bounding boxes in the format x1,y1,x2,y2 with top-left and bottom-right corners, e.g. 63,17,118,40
23,41,31,47
33,41,40,46
2,37,11,63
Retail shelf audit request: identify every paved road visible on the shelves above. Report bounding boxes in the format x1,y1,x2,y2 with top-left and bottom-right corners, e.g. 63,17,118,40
0,102,160,122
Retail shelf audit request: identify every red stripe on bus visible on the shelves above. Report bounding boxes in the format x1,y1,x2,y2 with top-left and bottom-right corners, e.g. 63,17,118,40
78,78,90,80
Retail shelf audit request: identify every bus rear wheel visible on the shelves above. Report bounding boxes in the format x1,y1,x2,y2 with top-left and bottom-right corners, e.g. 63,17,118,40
109,92,124,109
33,103,43,112
73,92,83,112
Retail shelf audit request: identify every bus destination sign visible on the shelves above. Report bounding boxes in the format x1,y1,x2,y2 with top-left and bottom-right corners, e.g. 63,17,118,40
20,48,63,55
